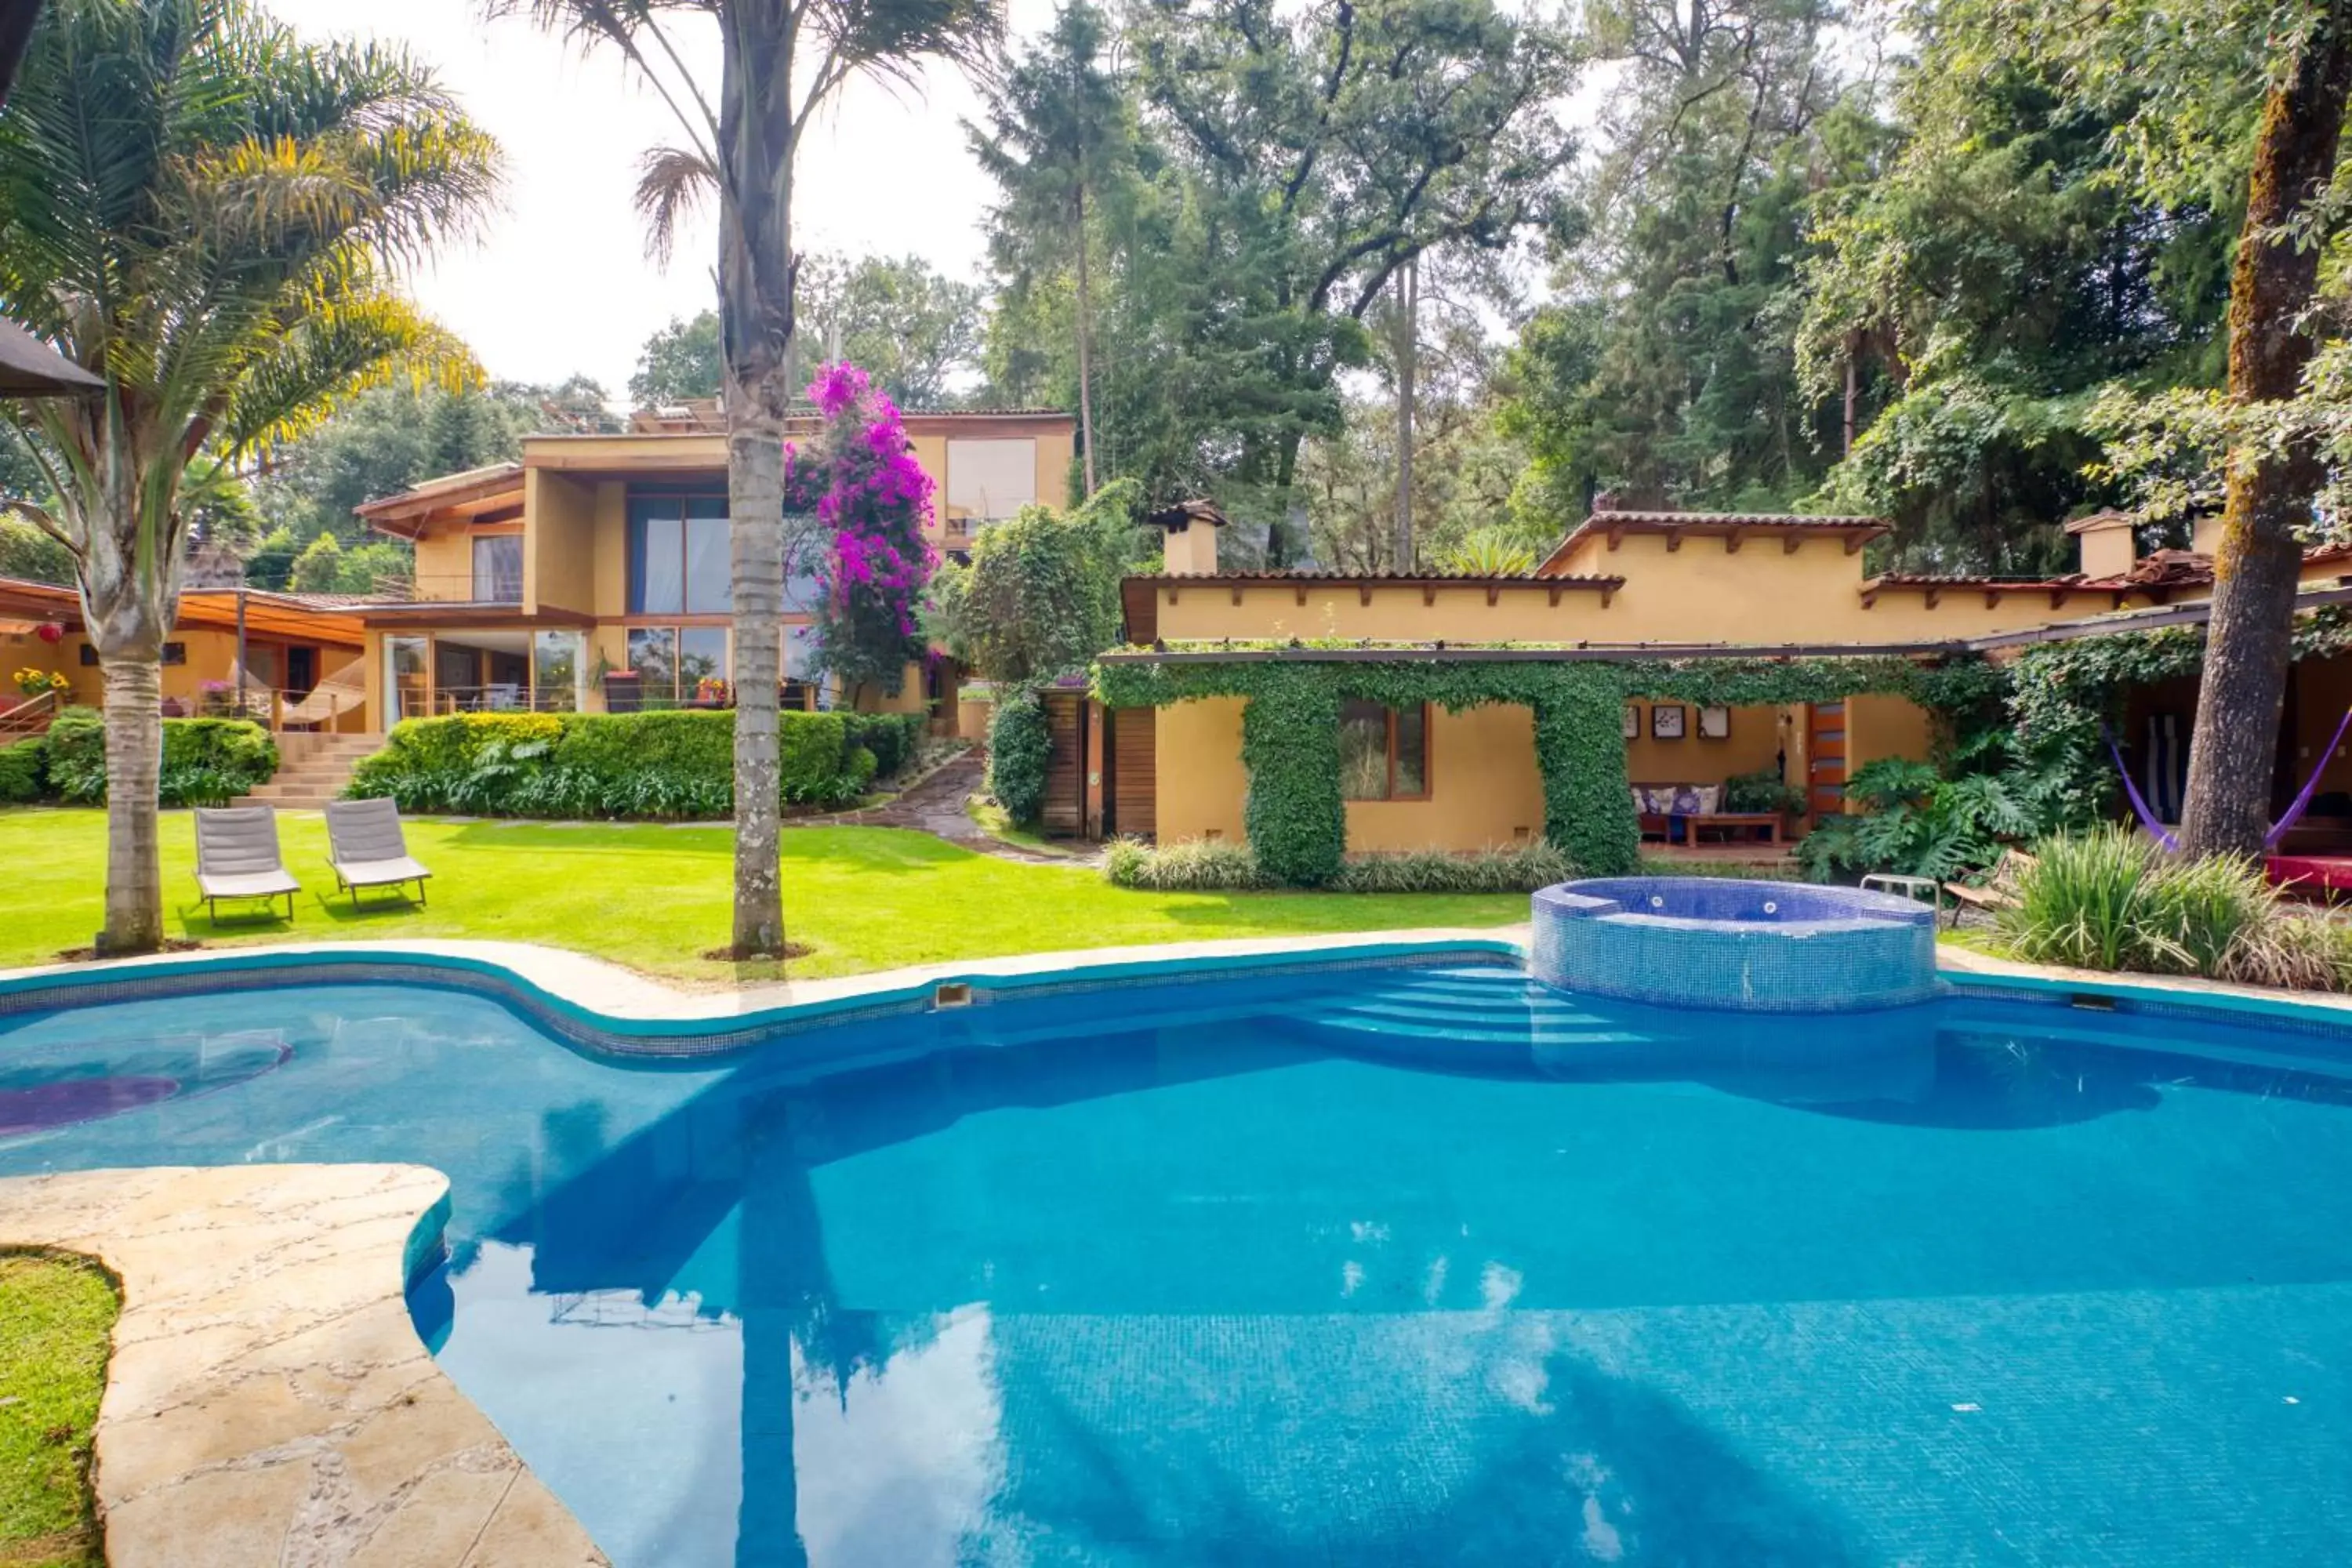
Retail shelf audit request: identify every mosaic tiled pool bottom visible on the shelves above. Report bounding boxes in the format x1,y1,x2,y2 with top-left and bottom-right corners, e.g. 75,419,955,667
9,963,2352,1565
1534,876,1940,1011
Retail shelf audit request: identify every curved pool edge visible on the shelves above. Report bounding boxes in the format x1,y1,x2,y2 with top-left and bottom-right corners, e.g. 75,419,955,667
0,930,1532,1059
0,1163,608,1567
9,928,2352,1054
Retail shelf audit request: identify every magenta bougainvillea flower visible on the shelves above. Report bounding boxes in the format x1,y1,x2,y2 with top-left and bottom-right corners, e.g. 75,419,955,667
794,363,937,696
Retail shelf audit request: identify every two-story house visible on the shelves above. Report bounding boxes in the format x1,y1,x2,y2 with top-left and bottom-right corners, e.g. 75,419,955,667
351,403,1074,731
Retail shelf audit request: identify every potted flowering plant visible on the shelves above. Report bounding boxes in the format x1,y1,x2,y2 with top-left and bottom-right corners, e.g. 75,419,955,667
692,675,731,708
11,667,68,699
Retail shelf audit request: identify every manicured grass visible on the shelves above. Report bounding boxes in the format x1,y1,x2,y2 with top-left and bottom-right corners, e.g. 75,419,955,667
963,797,1087,858
0,1253,115,1568
0,808,1526,985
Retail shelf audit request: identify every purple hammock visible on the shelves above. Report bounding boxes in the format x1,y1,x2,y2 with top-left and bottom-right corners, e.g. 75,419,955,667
2107,706,2352,853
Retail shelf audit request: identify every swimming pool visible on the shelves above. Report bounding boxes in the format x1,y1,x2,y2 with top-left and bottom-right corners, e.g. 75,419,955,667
5,957,2352,1565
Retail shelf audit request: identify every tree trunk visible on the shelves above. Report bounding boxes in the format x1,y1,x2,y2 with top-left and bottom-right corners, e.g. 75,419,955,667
1392,257,1417,572
717,1,797,959
1074,184,1098,498
2178,4,2352,857
98,654,164,954
729,419,786,956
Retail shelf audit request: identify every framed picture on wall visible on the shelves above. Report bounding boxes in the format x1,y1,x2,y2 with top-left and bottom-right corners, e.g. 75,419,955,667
1697,706,1730,739
1623,702,1640,739
1651,704,1686,740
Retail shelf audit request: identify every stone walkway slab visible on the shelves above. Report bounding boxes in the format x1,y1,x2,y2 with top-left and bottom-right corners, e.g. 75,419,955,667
0,1164,605,1567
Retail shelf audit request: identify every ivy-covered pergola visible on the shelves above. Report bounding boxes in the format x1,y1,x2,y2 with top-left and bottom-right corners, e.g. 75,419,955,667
1092,641,2002,883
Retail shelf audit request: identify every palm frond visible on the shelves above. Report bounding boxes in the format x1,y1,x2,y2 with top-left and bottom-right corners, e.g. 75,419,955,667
633,143,717,268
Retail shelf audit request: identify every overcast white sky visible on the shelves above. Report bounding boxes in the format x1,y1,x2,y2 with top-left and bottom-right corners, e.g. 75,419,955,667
264,0,1055,399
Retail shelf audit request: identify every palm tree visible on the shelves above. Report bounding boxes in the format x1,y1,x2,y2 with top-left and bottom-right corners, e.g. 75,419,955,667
0,0,499,954
493,0,999,960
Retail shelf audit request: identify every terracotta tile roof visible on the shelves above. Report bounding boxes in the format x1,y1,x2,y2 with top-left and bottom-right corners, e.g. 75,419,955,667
1125,569,1624,585
1537,509,1890,575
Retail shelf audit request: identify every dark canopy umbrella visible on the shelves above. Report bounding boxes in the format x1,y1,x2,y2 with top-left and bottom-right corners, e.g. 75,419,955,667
0,2,96,399
0,318,99,397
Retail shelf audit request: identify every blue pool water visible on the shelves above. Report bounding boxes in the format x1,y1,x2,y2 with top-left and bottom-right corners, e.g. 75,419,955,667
5,963,2352,1565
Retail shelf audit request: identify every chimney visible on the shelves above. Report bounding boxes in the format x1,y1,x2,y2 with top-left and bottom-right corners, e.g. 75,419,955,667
2190,513,2223,557
2064,510,2137,579
1145,499,1229,576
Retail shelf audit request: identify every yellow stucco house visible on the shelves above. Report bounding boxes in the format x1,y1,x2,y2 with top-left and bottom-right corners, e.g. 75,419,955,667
0,575,368,733
1075,501,2352,855
349,404,1075,729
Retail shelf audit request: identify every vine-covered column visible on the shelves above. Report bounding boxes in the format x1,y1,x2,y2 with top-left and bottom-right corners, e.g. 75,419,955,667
1240,678,1348,884
1533,671,1639,876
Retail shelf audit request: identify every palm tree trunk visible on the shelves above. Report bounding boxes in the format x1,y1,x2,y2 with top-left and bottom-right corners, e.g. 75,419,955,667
729,419,786,956
98,654,164,954
2178,4,2352,857
1074,184,1098,497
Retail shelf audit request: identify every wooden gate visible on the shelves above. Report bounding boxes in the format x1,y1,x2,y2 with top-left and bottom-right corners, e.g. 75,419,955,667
1105,707,1156,840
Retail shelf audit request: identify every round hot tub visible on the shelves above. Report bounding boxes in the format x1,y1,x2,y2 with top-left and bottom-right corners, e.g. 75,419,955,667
1531,877,1939,1012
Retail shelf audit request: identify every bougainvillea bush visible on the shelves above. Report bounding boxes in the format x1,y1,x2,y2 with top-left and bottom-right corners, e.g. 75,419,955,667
803,363,935,702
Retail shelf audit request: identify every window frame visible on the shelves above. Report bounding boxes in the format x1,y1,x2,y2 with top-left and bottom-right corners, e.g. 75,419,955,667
470,532,524,603
626,488,731,615
1339,699,1433,803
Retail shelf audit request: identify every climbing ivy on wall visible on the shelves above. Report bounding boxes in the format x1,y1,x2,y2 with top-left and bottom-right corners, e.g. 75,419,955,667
2007,608,2352,818
1092,648,2001,884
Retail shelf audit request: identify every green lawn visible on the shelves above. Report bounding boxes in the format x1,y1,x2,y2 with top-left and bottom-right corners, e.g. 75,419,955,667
0,1253,114,1568
0,808,1526,985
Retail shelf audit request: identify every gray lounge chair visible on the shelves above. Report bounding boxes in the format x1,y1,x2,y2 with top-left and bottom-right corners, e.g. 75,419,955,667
193,806,299,922
325,797,431,906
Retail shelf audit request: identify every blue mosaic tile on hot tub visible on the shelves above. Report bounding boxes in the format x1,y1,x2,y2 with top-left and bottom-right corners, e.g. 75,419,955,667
1532,877,1939,1013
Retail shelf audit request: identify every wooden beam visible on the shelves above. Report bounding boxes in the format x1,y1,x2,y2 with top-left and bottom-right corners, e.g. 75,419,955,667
1725,531,1744,554
2049,589,2070,610
1486,584,1501,606
1665,528,1683,553
1860,592,1878,610
1230,584,1243,605
1984,589,2001,608
1844,535,1865,554
1294,585,1308,606
1599,586,1615,608
1606,525,1623,551
1923,587,1941,610
1167,586,1179,605
1422,584,1436,606
1783,535,1802,555
1359,584,1373,606
1547,584,1563,607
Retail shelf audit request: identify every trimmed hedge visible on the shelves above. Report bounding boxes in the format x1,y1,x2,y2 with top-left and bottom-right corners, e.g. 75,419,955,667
0,737,43,804
345,708,927,819
1103,835,1573,894
38,708,278,806
986,687,1052,825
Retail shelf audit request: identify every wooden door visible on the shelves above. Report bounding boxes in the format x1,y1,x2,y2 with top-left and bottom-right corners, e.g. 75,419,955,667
1807,701,1848,815
1106,707,1157,840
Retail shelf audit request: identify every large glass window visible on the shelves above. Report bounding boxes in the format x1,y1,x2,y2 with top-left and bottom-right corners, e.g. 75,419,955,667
945,438,1036,529
628,492,729,613
472,535,523,602
627,627,677,699
1340,700,1432,801
387,636,429,720
622,626,731,705
679,626,727,696
532,630,582,713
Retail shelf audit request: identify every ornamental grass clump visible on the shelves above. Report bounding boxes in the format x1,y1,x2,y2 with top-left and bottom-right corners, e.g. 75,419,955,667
1999,826,2157,971
1103,836,1272,891
1102,837,1570,895
2002,826,2352,992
